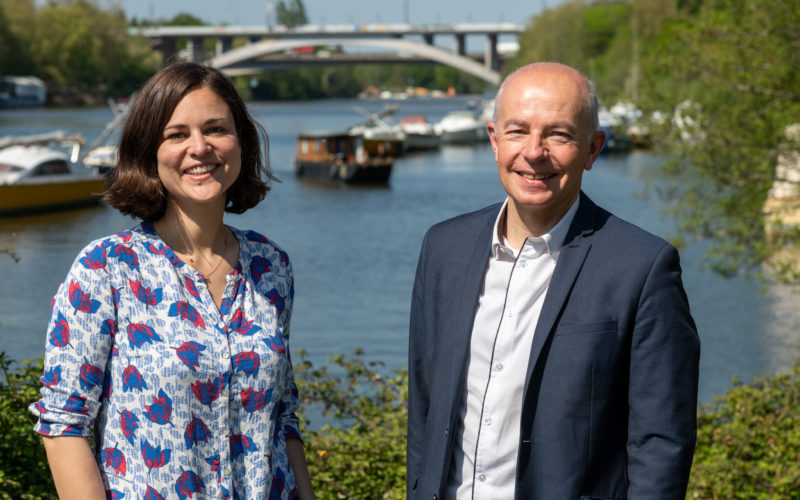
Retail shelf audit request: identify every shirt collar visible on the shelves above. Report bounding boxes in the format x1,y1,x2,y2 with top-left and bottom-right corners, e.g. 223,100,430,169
491,196,580,257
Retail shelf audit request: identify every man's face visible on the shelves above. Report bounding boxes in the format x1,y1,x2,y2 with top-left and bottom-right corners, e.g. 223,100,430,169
488,67,605,230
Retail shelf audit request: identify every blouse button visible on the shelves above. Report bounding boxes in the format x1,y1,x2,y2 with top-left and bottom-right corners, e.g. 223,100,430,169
222,350,231,359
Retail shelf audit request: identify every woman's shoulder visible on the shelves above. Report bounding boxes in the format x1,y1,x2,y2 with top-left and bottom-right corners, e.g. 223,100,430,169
69,223,154,272
233,227,289,258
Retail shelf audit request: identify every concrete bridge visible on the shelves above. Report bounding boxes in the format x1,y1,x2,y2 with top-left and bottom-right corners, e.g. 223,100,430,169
134,23,522,85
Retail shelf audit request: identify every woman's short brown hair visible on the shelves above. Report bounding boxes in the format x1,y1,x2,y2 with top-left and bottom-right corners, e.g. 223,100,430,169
104,62,275,221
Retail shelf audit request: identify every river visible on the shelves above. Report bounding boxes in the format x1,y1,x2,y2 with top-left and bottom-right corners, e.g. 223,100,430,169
1,97,798,403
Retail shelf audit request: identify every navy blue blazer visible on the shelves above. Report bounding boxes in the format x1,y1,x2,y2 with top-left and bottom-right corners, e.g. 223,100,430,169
407,192,700,499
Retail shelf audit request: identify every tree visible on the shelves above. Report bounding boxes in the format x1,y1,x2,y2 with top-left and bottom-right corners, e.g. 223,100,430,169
640,0,800,283
276,0,308,28
0,0,37,75
9,0,158,95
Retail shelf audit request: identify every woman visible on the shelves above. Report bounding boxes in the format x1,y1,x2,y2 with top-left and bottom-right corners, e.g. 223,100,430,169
30,62,315,500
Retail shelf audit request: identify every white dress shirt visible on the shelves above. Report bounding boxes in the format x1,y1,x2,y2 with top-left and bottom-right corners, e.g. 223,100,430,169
445,197,579,500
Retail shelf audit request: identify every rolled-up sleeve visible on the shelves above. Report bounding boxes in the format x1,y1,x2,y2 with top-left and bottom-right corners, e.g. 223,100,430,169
30,241,117,437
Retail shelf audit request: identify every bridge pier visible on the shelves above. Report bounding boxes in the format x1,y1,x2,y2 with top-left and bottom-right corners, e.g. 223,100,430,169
485,33,500,72
186,37,205,63
454,34,466,56
423,33,434,45
216,37,233,57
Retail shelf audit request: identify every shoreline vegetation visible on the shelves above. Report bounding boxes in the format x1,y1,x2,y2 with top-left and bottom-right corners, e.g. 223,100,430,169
1,350,798,499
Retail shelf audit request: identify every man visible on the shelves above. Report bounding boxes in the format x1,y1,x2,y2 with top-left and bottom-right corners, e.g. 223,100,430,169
407,62,700,499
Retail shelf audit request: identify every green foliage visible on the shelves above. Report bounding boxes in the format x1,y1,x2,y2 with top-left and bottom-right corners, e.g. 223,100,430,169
688,358,800,499
0,353,56,500
0,0,158,96
276,0,309,28
294,349,406,499
639,0,800,283
248,63,489,101
2,347,800,498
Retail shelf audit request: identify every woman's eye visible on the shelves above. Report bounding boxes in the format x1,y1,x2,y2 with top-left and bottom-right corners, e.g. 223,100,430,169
166,132,187,141
207,126,227,135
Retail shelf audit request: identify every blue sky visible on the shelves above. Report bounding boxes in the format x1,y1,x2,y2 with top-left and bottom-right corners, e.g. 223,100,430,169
102,0,563,26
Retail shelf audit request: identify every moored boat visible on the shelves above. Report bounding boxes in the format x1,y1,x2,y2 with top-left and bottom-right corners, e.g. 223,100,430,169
294,131,392,184
0,76,47,109
435,110,488,144
399,114,440,151
0,132,106,215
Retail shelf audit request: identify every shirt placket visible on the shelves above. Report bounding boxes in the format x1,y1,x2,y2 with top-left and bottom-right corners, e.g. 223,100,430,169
472,249,517,496
187,266,239,494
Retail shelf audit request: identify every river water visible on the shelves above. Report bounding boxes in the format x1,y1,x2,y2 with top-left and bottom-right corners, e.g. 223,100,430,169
1,98,798,403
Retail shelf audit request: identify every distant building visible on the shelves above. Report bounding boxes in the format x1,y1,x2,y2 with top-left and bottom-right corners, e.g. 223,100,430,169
0,76,47,109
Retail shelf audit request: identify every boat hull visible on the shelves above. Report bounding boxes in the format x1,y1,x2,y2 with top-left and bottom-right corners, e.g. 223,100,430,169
439,126,487,144
0,177,107,215
294,159,392,184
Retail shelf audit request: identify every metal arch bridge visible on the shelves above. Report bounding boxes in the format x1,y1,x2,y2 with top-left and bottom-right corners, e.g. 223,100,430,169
136,23,523,85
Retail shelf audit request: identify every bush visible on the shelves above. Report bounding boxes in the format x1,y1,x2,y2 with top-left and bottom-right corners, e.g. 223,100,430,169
294,349,407,499
0,353,56,499
688,359,800,499
3,349,799,499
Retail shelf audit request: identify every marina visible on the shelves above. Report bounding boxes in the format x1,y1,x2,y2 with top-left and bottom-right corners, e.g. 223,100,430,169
0,98,798,404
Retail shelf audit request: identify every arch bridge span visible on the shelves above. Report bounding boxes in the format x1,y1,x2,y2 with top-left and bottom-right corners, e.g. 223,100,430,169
138,23,522,86
212,37,501,85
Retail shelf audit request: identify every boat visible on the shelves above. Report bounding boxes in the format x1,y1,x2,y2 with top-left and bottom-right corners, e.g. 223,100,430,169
434,110,488,144
399,114,440,151
348,104,406,157
82,95,133,174
0,76,47,109
294,131,393,184
0,132,107,215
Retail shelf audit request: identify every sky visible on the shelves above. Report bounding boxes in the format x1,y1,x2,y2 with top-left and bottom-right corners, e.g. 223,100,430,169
100,0,564,26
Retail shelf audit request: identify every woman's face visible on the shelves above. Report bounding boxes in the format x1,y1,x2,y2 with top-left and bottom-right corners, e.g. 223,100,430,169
156,86,242,213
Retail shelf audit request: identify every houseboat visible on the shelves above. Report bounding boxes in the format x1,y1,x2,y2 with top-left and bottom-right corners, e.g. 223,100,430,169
0,76,47,108
294,132,392,184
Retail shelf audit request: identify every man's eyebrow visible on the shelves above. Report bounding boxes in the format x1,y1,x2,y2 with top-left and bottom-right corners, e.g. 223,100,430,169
500,119,528,128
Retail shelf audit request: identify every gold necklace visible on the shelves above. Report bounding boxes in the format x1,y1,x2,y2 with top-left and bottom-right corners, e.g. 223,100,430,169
202,230,228,281
166,219,229,281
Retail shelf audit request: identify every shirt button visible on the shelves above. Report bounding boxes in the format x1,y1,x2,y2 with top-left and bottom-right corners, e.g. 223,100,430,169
222,389,229,398
519,261,527,268
484,417,492,426
217,321,226,329
222,466,231,476
478,474,486,482
495,363,504,372
222,350,231,359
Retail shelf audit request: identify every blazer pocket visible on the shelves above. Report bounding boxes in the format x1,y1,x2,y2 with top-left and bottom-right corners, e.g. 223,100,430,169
554,320,617,337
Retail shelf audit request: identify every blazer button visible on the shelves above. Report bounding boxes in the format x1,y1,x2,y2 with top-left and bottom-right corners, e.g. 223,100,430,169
444,427,448,437
433,495,439,500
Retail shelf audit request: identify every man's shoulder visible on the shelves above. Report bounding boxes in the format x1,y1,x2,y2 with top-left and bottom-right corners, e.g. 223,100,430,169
577,194,668,248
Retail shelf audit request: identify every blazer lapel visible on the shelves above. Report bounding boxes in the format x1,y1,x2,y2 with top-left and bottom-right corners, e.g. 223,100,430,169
447,205,500,398
524,193,599,391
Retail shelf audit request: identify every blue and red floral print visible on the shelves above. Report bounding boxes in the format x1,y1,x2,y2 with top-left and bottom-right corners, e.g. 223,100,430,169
31,223,301,499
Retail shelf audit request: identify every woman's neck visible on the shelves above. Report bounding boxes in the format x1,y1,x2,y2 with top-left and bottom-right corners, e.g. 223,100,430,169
155,201,227,258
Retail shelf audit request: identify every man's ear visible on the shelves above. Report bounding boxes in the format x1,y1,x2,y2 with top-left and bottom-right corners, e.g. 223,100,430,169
584,130,607,171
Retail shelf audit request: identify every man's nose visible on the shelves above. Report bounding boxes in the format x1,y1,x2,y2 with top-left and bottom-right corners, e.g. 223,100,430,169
522,134,546,161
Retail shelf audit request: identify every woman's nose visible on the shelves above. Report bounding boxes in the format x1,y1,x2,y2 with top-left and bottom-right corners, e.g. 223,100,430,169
188,131,210,155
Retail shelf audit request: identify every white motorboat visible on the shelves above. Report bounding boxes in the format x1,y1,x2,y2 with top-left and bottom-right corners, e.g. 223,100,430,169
435,110,488,144
0,132,106,215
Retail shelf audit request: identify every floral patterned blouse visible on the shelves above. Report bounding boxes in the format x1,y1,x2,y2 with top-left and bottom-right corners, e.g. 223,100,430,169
30,222,301,500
